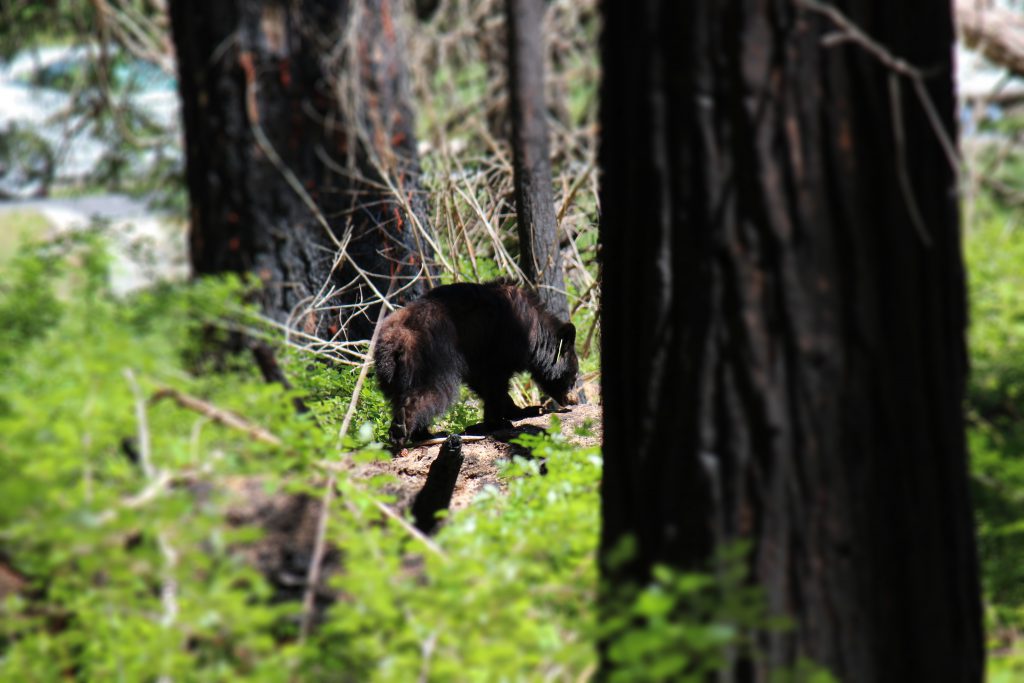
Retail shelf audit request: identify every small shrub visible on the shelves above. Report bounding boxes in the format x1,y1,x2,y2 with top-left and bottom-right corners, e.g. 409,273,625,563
965,193,1024,673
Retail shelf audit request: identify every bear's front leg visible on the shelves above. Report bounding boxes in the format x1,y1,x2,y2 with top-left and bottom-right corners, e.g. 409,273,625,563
475,390,515,432
504,404,544,419
389,391,449,449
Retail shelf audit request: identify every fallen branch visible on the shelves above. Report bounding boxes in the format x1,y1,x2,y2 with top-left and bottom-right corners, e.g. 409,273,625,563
150,387,283,447
299,474,336,642
94,469,177,525
373,498,447,558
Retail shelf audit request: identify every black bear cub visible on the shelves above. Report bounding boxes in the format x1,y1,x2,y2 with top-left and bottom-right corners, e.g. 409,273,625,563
374,282,578,446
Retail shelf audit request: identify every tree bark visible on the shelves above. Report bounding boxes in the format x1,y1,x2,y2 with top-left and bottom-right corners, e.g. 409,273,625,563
506,0,570,321
599,1,982,681
170,0,434,342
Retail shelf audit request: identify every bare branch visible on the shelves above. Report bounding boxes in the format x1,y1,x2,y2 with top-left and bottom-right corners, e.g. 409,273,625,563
124,368,155,479
795,0,961,245
150,387,283,447
300,300,391,641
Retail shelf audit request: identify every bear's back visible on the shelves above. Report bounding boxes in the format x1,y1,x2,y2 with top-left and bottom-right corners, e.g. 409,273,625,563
421,282,534,375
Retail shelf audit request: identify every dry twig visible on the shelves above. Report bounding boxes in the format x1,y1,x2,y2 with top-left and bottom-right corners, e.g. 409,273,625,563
795,0,961,247
299,300,391,641
150,387,283,447
124,369,155,479
123,369,179,662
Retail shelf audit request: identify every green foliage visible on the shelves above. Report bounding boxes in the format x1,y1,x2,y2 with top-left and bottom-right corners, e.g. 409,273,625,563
0,232,65,371
0,3,184,207
0,238,832,681
599,540,834,683
965,192,1024,676
0,125,54,197
0,209,52,263
602,544,765,682
967,196,1024,421
285,350,392,441
302,427,602,681
0,239,605,680
436,386,483,434
0,238,307,680
0,1,89,58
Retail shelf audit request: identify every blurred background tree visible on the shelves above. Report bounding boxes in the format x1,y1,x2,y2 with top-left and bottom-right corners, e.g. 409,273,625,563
169,0,437,341
506,0,570,320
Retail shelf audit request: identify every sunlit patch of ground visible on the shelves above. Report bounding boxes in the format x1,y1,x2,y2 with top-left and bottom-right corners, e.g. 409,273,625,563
0,208,52,263
0,194,188,291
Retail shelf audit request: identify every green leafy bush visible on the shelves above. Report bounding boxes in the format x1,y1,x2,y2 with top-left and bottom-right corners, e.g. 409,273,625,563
965,193,1024,678
303,428,602,681
0,237,308,680
0,237,606,680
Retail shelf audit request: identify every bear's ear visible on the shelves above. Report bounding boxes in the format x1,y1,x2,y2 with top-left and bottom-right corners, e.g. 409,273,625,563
558,322,576,346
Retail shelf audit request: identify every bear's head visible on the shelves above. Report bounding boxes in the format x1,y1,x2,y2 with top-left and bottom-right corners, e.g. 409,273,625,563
535,321,578,407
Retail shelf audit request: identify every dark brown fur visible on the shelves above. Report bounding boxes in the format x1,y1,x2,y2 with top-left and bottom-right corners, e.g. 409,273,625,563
374,282,578,445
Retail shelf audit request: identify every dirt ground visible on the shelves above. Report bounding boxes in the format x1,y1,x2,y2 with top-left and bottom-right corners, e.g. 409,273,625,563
219,403,602,601
359,402,602,511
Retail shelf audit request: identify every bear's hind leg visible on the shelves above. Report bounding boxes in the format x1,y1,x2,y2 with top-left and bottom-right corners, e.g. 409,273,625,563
388,405,411,447
390,386,456,446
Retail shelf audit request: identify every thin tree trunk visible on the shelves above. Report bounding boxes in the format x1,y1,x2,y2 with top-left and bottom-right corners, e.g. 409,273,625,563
599,1,982,681
506,0,570,321
170,0,434,342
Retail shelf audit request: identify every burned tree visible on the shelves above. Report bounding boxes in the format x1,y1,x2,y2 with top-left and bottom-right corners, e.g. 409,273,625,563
599,1,982,681
505,0,570,321
170,0,435,342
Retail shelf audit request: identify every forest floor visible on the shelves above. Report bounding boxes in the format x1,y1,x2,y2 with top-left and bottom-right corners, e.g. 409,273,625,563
216,403,602,603
367,403,602,511
0,403,602,610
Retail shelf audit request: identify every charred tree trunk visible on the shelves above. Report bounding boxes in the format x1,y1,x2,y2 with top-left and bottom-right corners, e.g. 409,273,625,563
170,0,434,341
505,0,570,321
599,1,982,681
